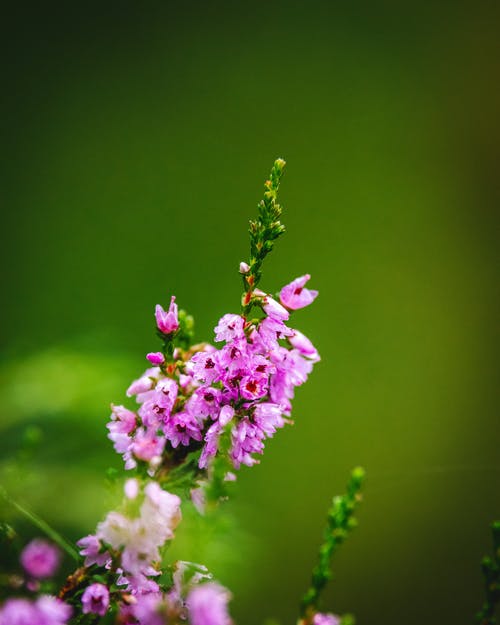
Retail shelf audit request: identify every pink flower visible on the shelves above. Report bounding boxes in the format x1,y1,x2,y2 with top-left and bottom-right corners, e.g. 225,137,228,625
76,535,110,568
164,412,203,448
146,352,165,365
155,295,179,334
126,368,158,397
289,329,320,360
312,613,340,625
239,374,268,400
280,274,318,310
187,582,232,625
0,599,37,625
0,596,72,625
20,539,61,579
141,482,182,542
109,404,137,434
81,583,109,616
219,405,235,426
190,351,221,384
252,402,285,436
187,387,221,419
36,596,72,625
263,296,289,320
230,419,265,468
199,422,222,469
214,314,245,343
128,593,166,625
131,428,165,462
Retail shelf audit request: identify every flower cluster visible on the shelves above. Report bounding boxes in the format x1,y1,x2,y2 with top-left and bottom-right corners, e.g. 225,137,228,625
0,160,358,625
77,481,232,623
0,538,68,625
116,569,231,625
108,274,319,483
78,479,181,594
73,271,319,621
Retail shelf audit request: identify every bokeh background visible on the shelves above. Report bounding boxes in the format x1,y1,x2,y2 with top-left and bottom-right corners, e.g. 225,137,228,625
1,1,499,623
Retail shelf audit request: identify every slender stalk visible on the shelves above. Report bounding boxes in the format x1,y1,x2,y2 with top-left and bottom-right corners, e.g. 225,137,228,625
300,468,365,623
476,521,500,624
241,158,286,316
0,486,79,561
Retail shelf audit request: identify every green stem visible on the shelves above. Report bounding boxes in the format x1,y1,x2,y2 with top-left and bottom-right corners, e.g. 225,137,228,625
241,158,286,317
476,521,500,624
0,485,79,561
300,467,365,622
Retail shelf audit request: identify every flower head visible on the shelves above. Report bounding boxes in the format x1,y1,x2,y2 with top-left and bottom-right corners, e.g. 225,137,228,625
76,535,110,568
81,583,110,616
20,539,61,579
214,314,245,343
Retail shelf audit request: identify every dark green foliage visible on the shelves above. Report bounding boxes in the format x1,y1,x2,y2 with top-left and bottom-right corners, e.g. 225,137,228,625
476,522,500,625
300,467,365,623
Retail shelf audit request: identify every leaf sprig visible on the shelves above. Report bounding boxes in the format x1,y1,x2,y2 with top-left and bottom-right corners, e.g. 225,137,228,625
476,521,500,625
300,467,365,624
241,158,286,316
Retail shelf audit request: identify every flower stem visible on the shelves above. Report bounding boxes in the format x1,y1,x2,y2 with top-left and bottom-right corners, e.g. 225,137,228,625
300,467,365,623
0,485,79,561
476,521,500,624
242,158,286,316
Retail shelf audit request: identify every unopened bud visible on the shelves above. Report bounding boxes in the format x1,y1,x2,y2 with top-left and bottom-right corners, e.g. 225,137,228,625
146,352,165,365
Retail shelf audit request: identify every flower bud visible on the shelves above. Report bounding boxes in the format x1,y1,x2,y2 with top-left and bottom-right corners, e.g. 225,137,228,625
146,352,165,365
155,296,179,334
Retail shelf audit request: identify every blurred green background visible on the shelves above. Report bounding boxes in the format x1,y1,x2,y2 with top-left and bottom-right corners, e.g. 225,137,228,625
1,1,499,623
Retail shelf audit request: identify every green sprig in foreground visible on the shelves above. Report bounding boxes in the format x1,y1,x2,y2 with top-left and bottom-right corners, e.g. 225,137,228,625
476,521,500,624
300,467,365,625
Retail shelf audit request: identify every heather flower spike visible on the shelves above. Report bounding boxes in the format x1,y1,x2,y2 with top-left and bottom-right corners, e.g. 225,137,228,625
1,160,365,625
